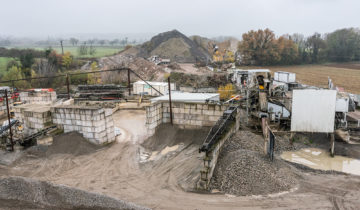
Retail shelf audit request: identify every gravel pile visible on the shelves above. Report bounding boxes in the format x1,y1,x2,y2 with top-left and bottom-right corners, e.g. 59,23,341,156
209,130,298,196
210,150,298,196
0,176,149,210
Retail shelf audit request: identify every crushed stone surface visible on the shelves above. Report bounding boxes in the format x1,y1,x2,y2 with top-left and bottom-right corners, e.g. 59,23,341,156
209,130,298,196
0,176,149,210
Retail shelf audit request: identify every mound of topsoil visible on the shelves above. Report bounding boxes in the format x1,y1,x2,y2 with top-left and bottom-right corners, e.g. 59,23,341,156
46,131,101,156
0,176,149,210
142,123,209,151
209,130,298,196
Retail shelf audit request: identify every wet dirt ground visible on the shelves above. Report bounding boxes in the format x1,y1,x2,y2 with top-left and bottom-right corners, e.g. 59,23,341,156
281,148,360,176
1,109,360,209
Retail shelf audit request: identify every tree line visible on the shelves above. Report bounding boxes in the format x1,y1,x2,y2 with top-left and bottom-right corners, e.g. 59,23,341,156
0,36,140,47
0,47,80,89
238,28,360,65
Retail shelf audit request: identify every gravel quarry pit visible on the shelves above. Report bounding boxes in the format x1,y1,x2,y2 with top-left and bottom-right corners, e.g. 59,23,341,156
1,110,360,209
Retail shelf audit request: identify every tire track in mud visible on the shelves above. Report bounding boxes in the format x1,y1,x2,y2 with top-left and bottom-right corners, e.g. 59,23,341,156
2,110,360,209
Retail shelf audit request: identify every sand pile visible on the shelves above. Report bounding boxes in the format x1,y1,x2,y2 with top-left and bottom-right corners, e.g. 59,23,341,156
0,176,149,210
209,130,298,196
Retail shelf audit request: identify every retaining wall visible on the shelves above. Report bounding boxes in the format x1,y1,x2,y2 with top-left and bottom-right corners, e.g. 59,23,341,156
145,101,229,134
20,91,57,104
13,104,52,135
51,105,115,145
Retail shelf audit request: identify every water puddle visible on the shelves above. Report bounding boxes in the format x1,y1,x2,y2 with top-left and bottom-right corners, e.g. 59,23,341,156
160,145,179,155
139,144,181,163
281,148,360,176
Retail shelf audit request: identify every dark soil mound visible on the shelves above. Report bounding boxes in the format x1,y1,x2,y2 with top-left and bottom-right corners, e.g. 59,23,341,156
46,131,101,156
142,123,209,151
0,176,149,210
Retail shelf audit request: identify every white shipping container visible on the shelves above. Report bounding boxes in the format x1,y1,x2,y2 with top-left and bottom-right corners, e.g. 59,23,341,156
133,81,176,96
291,89,336,133
274,71,296,83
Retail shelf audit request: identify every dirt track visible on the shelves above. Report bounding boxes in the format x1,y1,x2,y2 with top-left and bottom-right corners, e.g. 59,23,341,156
1,110,360,209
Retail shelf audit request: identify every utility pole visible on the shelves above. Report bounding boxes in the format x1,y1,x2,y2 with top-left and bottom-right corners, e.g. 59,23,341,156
66,74,70,99
60,40,64,55
127,69,131,96
5,90,14,151
168,77,173,125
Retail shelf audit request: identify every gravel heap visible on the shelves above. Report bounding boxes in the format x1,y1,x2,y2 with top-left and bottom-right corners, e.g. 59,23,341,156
0,176,149,210
209,130,298,196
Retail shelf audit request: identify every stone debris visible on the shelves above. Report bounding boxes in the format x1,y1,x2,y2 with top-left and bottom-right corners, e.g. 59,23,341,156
209,130,298,196
0,176,150,210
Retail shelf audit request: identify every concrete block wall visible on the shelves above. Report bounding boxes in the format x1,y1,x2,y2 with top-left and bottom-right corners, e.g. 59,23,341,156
14,105,52,135
145,102,163,135
0,98,14,111
51,105,115,145
20,91,57,104
146,101,229,134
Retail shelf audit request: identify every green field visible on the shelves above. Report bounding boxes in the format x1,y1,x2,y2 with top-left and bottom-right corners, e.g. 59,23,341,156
0,57,17,77
34,46,123,58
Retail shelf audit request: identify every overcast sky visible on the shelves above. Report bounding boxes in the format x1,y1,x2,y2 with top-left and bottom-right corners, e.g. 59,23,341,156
1,0,359,39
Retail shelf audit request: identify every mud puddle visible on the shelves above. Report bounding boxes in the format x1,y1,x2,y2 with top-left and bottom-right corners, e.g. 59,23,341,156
139,144,183,163
281,148,360,175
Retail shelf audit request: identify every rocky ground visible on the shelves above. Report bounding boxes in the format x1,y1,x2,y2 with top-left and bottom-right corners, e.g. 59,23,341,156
210,125,360,198
209,129,299,196
0,176,149,210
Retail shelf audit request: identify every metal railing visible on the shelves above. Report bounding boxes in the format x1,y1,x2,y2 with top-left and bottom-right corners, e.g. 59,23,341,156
199,106,238,153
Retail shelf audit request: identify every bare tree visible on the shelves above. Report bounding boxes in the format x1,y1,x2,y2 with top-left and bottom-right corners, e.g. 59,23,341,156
69,38,79,46
110,39,119,46
78,42,88,56
98,39,106,46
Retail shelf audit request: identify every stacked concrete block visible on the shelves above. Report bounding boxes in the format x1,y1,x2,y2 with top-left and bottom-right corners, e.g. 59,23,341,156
145,102,163,135
0,98,14,112
20,91,57,104
13,104,52,135
51,105,115,145
145,101,229,133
